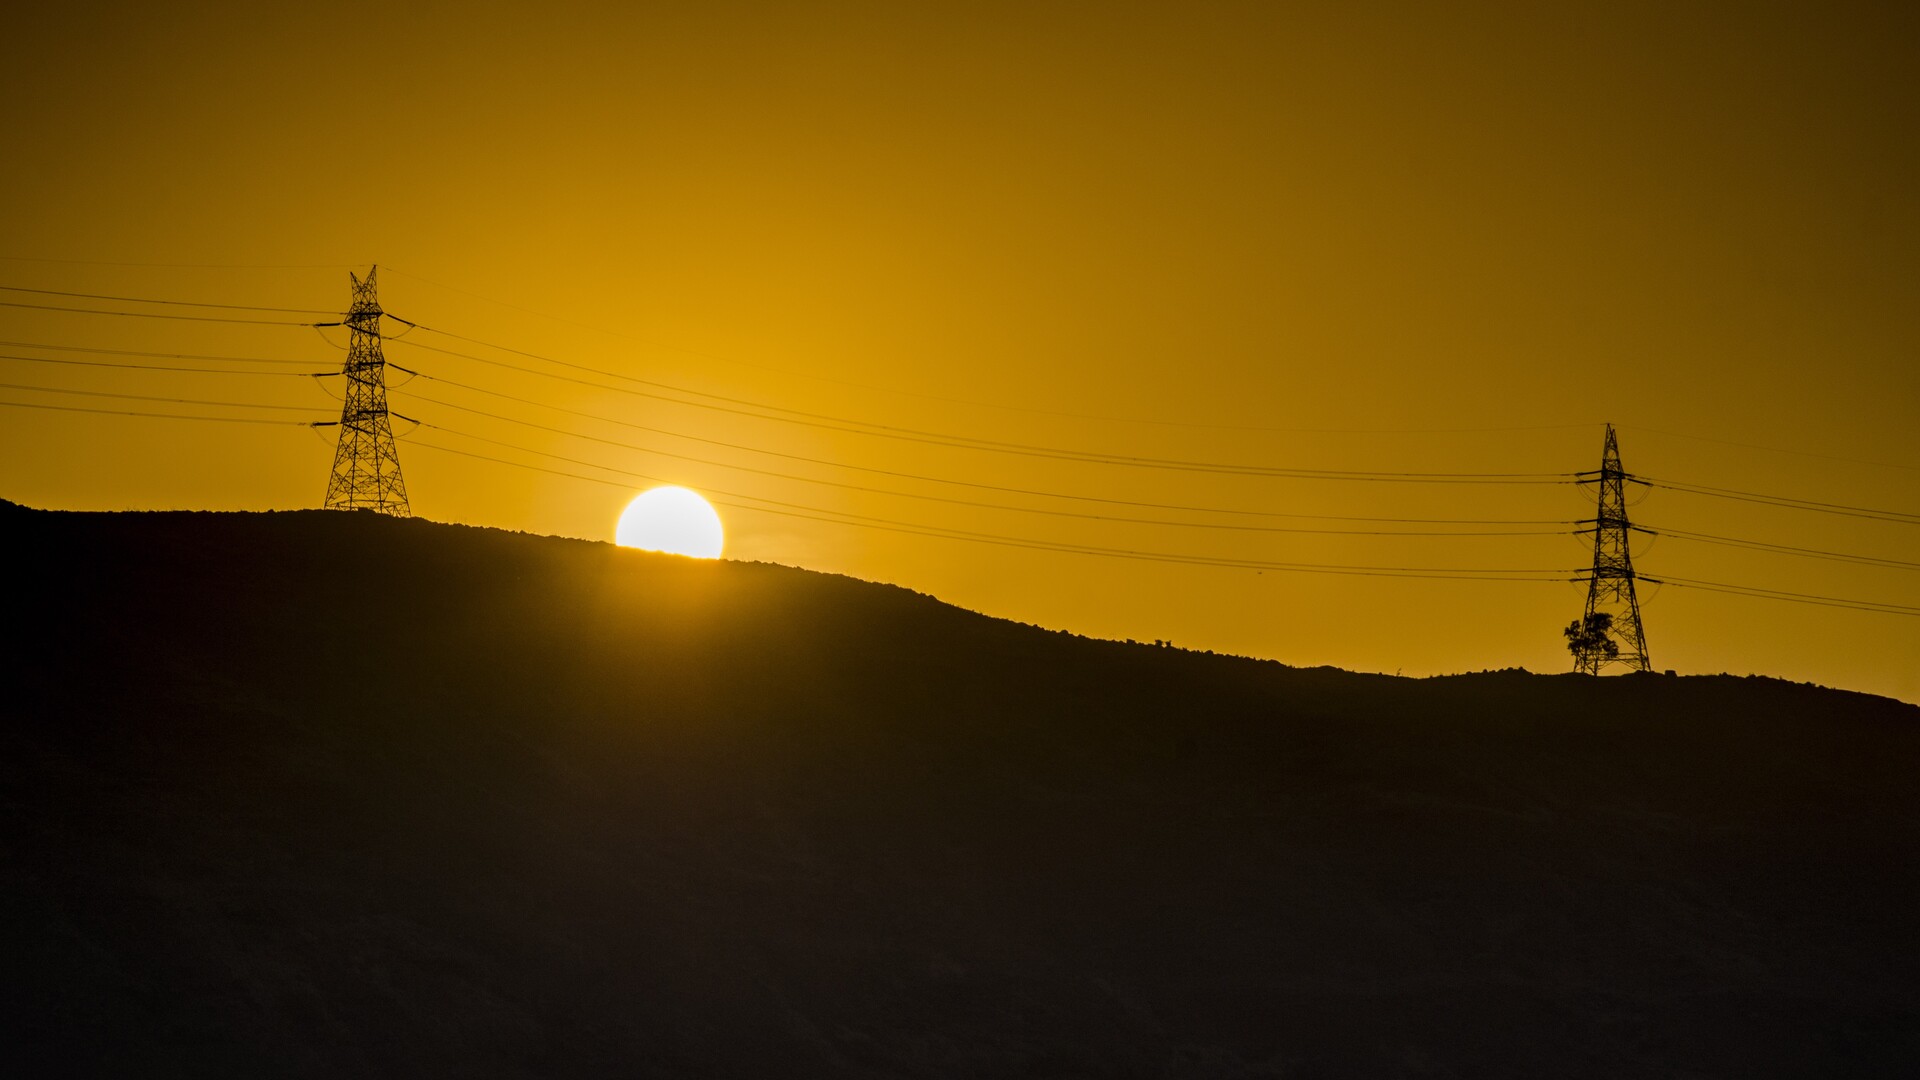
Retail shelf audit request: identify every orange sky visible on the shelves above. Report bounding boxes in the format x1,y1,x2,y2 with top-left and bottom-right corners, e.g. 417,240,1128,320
3,2,1916,702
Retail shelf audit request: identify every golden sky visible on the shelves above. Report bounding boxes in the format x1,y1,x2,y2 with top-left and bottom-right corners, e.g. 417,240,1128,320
4,2,1916,701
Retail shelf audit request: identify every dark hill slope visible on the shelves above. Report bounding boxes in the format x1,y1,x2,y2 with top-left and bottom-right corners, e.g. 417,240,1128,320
3,504,1915,1078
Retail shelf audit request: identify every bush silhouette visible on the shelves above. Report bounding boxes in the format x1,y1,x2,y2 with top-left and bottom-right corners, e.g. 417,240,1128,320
1564,611,1618,667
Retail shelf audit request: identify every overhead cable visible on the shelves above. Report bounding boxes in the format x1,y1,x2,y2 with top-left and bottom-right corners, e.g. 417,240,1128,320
0,338,321,366
393,387,1566,539
0,353,332,377
407,436,1577,582
1637,525,1920,571
0,381,326,413
1641,476,1920,525
0,399,321,426
0,299,326,327
1644,574,1920,617
397,366,1565,522
0,284,335,315
389,333,1574,482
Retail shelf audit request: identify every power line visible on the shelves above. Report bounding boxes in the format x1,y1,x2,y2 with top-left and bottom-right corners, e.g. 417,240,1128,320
33,379,1914,610
0,399,320,426
11,345,1913,620
381,265,1598,437
409,421,1920,610
0,283,1885,478
0,382,325,413
371,294,1900,460
389,366,1579,528
0,338,322,366
381,356,1920,560
11,319,1909,577
0,284,335,315
389,333,1575,483
1,353,332,377
393,387,1567,539
413,422,1565,574
396,324,1576,479
0,299,326,327
1641,476,1920,525
1637,525,1920,571
0,276,1898,480
0,255,358,270
406,435,1577,582
1645,574,1920,617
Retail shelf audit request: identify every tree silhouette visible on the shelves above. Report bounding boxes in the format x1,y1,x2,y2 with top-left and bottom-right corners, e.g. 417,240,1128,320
1565,612,1619,670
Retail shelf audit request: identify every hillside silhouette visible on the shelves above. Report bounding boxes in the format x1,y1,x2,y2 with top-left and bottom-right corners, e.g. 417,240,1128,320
3,502,1915,1078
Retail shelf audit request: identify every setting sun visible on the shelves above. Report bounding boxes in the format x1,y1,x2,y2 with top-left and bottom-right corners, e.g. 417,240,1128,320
614,486,724,559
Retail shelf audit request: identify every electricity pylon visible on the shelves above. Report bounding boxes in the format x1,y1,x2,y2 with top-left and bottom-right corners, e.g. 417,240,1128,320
320,267,410,516
1568,423,1649,673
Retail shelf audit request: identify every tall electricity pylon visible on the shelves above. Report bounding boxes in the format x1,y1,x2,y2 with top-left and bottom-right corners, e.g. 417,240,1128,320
1569,423,1650,673
320,267,410,516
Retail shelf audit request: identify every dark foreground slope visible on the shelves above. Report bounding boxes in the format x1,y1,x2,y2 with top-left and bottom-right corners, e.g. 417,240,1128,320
3,504,1916,1079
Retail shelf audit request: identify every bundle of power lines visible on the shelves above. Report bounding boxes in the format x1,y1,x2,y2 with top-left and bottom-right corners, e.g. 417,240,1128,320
1,277,1915,619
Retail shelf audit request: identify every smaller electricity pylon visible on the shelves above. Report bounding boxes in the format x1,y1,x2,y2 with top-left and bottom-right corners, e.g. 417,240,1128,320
1568,423,1650,673
318,266,411,516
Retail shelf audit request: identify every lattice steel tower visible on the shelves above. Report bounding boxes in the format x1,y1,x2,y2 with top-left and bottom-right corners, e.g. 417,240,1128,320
1568,423,1650,673
321,267,410,516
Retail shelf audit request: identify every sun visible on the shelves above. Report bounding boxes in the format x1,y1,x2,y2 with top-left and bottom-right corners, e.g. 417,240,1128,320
615,486,725,559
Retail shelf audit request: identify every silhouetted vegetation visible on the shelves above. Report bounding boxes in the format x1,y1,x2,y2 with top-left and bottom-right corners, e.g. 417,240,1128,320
1564,610,1618,667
